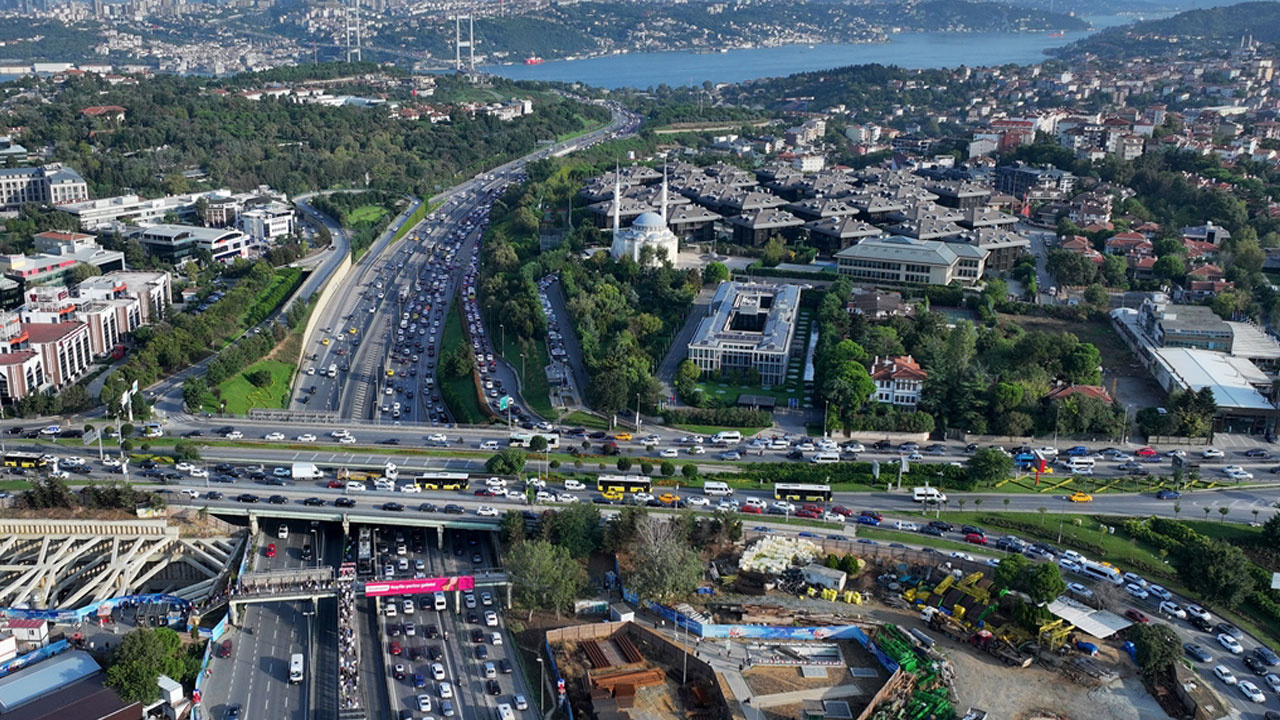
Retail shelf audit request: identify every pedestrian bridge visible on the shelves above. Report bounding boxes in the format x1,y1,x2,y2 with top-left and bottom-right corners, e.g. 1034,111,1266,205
222,568,512,611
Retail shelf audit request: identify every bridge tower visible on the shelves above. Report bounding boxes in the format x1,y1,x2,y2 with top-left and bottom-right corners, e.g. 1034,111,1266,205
345,0,363,63
454,14,475,72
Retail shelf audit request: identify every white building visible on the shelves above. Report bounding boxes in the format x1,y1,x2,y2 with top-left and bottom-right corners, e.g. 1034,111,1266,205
687,282,800,387
0,165,88,211
238,202,294,242
835,236,988,286
870,355,928,408
609,170,679,266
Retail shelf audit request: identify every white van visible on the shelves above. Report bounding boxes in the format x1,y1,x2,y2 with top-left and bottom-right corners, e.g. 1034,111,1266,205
811,452,840,464
433,592,447,611
497,704,516,720
912,487,948,504
711,431,742,445
564,479,585,491
743,497,766,510
289,653,305,684
277,525,289,540
1062,456,1095,470
703,481,733,497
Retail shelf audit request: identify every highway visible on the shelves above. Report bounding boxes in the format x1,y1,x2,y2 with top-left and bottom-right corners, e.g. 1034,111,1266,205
286,100,638,424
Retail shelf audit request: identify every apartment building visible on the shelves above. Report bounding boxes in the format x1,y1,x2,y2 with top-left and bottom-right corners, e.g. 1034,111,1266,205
0,165,89,211
835,236,988,286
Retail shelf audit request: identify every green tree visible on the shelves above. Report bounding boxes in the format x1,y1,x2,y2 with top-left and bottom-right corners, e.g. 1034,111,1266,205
529,435,548,453
617,457,633,472
104,627,187,703
507,540,587,618
485,449,527,475
967,448,1013,487
1179,537,1255,610
660,460,675,477
682,463,698,479
172,439,200,461
704,261,730,284
627,516,703,602
993,554,1030,591
545,503,603,558
1083,283,1109,306
499,510,526,545
1130,622,1181,680
1022,562,1066,604
605,505,649,553
1153,254,1186,280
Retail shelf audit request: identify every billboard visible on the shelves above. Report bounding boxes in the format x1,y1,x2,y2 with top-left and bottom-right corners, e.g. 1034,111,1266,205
364,576,475,597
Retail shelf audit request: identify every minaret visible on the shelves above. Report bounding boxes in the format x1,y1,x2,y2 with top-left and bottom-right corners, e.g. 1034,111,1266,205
612,165,621,233
660,165,668,224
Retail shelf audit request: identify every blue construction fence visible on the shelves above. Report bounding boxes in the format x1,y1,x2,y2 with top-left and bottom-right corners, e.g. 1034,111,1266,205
0,593,192,626
543,637,573,720
0,638,69,679
621,586,898,674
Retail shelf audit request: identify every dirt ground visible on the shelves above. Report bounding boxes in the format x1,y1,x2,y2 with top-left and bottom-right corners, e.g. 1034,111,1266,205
742,665,841,696
873,605,1170,720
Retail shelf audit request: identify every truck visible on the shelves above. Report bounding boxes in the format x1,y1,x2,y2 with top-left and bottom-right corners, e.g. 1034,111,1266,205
291,462,324,480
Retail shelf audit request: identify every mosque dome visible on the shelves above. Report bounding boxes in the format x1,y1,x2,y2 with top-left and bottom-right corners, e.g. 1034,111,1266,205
632,212,665,229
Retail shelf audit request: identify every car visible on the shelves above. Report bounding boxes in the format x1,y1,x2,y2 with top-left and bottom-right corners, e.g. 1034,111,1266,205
304,497,326,506
857,515,881,527
1216,622,1245,640
1239,679,1266,703
477,506,499,517
441,699,455,717
919,525,944,537
1124,583,1149,599
964,533,987,545
1124,609,1150,623
1066,582,1093,598
1148,585,1172,601
1184,643,1212,662
485,611,498,627
1246,448,1272,459
1220,633,1244,654
499,658,512,674
225,705,241,720
383,502,404,512
1135,446,1158,457
1256,646,1280,666
1246,655,1271,676
475,645,488,659
265,543,276,558
296,434,317,443
393,661,406,678
1203,448,1225,459
1266,673,1280,693
1189,616,1214,632
236,494,259,503
1159,601,1186,619
486,679,502,695
659,448,679,458
265,432,285,441
417,695,433,712
1214,664,1238,685
431,662,446,680
1067,492,1093,503
335,497,356,508
515,694,529,711
1187,604,1213,622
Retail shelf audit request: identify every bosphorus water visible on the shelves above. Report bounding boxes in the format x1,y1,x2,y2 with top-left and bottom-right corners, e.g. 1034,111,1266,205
483,15,1143,89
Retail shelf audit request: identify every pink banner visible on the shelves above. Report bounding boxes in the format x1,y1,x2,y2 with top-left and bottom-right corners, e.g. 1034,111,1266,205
363,576,475,597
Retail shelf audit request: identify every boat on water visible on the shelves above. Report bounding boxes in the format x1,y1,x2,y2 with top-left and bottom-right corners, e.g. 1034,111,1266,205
1048,30,1065,38
524,56,544,65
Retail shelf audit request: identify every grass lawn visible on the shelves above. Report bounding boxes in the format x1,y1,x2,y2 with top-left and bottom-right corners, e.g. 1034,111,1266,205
672,424,771,436
212,360,296,414
561,410,611,431
441,300,488,424
346,204,388,225
498,332,557,421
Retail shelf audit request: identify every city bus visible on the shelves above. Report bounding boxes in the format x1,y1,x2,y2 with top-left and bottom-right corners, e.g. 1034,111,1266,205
596,474,652,495
3,452,46,469
509,433,559,450
414,472,470,491
773,483,833,503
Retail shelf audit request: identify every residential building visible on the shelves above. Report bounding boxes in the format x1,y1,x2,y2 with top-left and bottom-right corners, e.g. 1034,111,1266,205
870,355,928,408
77,271,171,324
947,228,1030,272
131,224,250,264
805,216,883,254
0,165,88,211
1181,221,1231,246
834,236,988,286
725,209,806,246
994,162,1077,199
687,282,800,387
847,288,915,320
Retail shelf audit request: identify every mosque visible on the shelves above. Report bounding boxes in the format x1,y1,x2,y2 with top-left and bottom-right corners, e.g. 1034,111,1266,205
609,169,679,266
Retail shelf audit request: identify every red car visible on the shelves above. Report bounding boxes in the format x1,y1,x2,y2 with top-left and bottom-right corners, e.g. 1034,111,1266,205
265,543,277,558
830,505,854,517
1125,609,1150,623
390,641,403,655
801,504,824,514
327,480,344,488
964,533,987,545
474,489,496,497
795,509,820,519
1135,447,1157,457
740,505,763,514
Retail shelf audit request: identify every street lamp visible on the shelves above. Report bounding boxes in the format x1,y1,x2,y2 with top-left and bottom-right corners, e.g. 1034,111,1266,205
536,657,545,711
500,324,505,356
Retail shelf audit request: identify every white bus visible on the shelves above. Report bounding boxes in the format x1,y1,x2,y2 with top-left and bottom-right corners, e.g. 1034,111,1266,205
289,653,305,684
1079,561,1123,585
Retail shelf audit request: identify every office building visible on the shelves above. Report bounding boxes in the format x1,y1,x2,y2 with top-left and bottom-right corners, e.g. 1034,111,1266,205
0,232,125,290
835,236,988,286
1139,301,1233,351
687,282,800,386
238,202,294,242
77,271,171,325
994,162,1077,199
131,224,250,264
0,165,88,211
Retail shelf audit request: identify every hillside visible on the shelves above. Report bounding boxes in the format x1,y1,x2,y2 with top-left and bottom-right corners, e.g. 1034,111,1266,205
1052,0,1280,59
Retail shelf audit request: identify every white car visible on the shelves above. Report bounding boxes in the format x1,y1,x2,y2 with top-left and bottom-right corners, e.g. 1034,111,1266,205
720,451,741,461
1125,583,1149,599
1227,468,1254,480
686,496,710,507
823,511,846,523
772,500,796,514
1203,448,1225,459
439,681,453,699
842,442,865,453
949,552,975,562
557,493,579,504
1066,582,1093,599
893,521,918,531
265,432,285,441
480,440,500,450
1037,447,1059,458
688,446,705,455
180,489,201,499
1159,601,1186,619
1147,584,1172,601
1110,453,1133,462
1265,673,1280,693
1059,559,1081,574
346,481,366,492
1187,605,1213,622
484,611,498,627
1220,633,1244,654
273,466,291,477
514,695,529,711
431,663,446,680
427,433,449,443
296,434,317,443
404,599,415,614
1214,664,1238,685
416,695,433,713
189,468,208,479
1239,680,1266,703
175,462,194,473
535,490,555,503
476,506,499,517
716,500,738,512
339,435,357,444
385,604,397,618
634,492,655,504
101,457,122,468
659,448,679,458
225,431,243,440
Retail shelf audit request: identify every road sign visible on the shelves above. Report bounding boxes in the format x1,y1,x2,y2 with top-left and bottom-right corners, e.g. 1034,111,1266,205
871,461,880,481
498,395,512,411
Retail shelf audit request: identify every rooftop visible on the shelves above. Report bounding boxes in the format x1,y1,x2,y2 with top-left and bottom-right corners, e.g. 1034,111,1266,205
1154,348,1273,412
690,282,800,353
0,651,101,712
835,235,987,266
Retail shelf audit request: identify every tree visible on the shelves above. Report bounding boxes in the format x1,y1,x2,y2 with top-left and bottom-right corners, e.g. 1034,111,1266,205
104,627,188,703
1083,283,1109,306
967,448,1013,487
529,435,548,453
660,460,675,477
616,457,632,472
485,449,527,475
626,516,703,602
1130,622,1181,680
70,262,102,284
993,554,1030,591
172,439,200,461
682,463,698,479
246,369,272,388
1262,512,1280,545
1179,537,1256,610
704,261,730,284
546,503,603,558
1153,254,1186,280
507,540,586,618
1022,562,1066,605
605,505,649,553
499,510,526,545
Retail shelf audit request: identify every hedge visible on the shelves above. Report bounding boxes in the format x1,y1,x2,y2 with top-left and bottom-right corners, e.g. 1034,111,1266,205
662,407,772,428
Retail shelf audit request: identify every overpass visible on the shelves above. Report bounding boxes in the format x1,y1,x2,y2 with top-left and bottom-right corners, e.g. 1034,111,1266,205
200,504,503,546
223,566,513,614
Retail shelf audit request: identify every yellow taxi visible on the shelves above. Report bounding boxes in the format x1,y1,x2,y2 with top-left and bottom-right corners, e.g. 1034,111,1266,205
658,493,681,505
321,338,330,346
614,432,632,441
602,491,624,502
386,369,395,377
349,327,358,335
1067,491,1093,503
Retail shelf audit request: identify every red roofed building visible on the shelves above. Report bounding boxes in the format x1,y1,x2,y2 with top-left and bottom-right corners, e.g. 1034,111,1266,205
0,350,45,402
1188,264,1226,281
1045,384,1114,404
1179,279,1235,302
23,321,91,387
1183,239,1220,260
1105,231,1150,255
80,105,126,121
1129,255,1157,280
1061,235,1104,265
870,355,928,408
